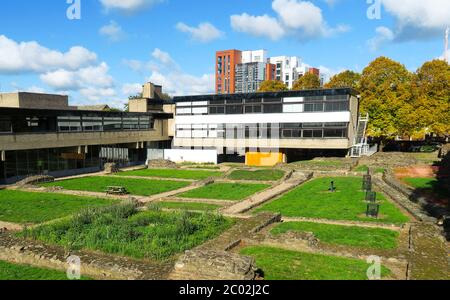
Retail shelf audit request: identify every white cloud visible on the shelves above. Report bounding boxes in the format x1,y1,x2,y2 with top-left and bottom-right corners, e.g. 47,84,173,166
231,14,285,41
367,26,395,51
99,21,126,42
372,0,450,43
148,72,214,96
152,48,177,68
124,49,214,96
40,63,114,94
99,0,164,14
0,35,97,74
121,83,142,96
176,22,224,43
230,0,349,41
79,87,117,102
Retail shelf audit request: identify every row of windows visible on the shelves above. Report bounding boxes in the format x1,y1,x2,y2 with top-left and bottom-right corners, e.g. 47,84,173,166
0,115,155,134
176,101,349,115
175,123,348,139
57,116,154,132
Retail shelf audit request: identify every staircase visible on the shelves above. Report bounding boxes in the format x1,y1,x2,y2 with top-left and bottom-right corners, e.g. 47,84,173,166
350,114,375,158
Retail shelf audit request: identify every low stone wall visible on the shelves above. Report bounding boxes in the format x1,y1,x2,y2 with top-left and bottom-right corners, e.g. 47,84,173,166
169,213,282,280
104,162,119,174
170,250,257,280
148,159,178,169
0,233,173,280
16,175,54,187
359,152,420,168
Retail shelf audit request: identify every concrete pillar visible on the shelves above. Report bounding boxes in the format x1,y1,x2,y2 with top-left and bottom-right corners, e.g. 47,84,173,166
85,145,88,154
1,151,5,162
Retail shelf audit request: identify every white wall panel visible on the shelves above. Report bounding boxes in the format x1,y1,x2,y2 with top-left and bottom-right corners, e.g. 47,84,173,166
164,149,217,164
175,112,351,125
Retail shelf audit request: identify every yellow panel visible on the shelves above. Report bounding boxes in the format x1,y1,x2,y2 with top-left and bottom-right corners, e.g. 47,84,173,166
245,152,284,167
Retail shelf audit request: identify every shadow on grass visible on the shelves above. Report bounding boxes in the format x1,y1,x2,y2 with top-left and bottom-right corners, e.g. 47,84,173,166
411,149,450,240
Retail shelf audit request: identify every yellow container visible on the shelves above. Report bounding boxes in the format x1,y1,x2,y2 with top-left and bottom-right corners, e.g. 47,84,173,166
245,152,284,167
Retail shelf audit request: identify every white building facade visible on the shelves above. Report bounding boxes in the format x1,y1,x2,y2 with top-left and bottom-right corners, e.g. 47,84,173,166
172,88,361,162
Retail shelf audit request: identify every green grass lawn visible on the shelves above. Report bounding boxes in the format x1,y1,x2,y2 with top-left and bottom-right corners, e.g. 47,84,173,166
240,246,390,280
22,202,233,261
115,168,223,180
403,177,448,198
157,201,221,211
272,222,399,250
41,176,190,196
179,183,270,201
0,190,117,224
255,177,409,224
355,165,385,173
228,169,285,181
403,177,437,189
0,260,89,280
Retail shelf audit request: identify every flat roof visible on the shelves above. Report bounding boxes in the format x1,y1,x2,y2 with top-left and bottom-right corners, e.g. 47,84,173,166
0,107,173,119
173,88,359,102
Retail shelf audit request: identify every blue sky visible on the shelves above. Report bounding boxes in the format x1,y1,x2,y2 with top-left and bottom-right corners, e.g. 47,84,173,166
0,0,448,108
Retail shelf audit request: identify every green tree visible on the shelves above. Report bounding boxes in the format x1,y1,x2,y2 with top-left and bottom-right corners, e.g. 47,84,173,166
410,59,450,138
360,57,413,141
292,73,321,90
258,80,288,92
325,70,361,91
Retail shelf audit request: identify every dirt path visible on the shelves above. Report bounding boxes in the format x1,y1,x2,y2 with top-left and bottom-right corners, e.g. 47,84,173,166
0,221,23,231
221,172,312,215
163,197,236,206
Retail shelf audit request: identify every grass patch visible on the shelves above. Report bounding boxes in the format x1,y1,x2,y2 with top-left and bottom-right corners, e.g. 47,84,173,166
240,246,390,280
0,190,117,224
115,168,222,180
403,177,448,198
179,183,270,201
0,260,90,280
41,176,190,197
228,169,285,181
355,165,369,172
355,166,385,174
403,177,437,189
21,202,233,261
255,177,409,224
272,222,399,250
157,201,221,211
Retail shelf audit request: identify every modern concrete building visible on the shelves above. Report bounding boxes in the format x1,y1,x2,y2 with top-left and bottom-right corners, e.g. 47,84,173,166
235,62,275,93
0,83,173,184
173,88,366,164
215,49,242,94
215,50,322,93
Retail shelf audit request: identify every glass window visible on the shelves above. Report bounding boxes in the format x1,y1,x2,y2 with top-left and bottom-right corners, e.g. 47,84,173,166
209,106,225,114
139,116,153,130
302,123,323,128
264,104,283,113
0,117,12,133
226,105,243,114
57,116,81,132
104,117,122,131
245,105,262,114
123,117,139,130
324,129,346,138
263,98,282,103
226,99,243,104
82,116,103,132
